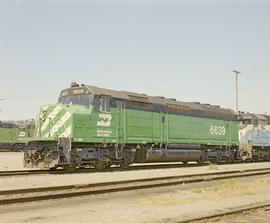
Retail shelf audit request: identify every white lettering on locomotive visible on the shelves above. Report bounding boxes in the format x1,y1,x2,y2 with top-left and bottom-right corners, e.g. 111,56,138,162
61,91,68,97
210,125,226,136
97,130,112,137
97,114,112,127
73,89,84,94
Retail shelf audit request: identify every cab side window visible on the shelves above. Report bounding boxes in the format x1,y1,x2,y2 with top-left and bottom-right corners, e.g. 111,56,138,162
253,119,258,126
95,97,110,112
243,119,252,125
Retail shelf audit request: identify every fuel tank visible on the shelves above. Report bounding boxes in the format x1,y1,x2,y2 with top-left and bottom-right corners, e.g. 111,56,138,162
144,148,202,162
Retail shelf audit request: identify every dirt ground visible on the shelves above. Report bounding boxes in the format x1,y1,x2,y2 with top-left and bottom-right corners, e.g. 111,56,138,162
0,152,26,171
197,207,270,223
1,176,270,223
1,153,270,223
1,152,270,191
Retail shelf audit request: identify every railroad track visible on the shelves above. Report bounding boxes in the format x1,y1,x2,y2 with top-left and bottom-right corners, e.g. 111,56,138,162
2,161,270,177
0,168,89,177
1,167,270,205
168,202,270,223
0,163,201,177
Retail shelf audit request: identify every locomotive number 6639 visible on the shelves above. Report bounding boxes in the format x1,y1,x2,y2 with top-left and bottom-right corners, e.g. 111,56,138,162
210,125,226,136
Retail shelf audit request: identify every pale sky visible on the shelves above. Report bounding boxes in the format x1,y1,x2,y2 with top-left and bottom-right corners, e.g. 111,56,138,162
0,0,269,120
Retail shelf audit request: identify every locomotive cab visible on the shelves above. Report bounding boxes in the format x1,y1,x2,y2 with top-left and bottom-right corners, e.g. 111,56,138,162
239,113,267,128
58,83,94,109
25,83,117,168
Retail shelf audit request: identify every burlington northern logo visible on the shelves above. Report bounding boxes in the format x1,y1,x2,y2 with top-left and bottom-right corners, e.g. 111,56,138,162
97,114,112,127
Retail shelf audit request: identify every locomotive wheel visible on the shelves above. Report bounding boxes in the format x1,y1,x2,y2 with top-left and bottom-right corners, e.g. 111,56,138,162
63,165,77,170
120,162,129,169
49,167,57,170
197,156,204,165
225,158,233,164
94,163,106,169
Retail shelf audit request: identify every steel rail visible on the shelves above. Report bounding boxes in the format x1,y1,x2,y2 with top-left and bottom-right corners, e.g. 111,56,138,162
167,201,270,223
0,163,199,177
1,164,270,178
1,161,270,177
0,163,224,177
2,167,270,195
0,169,248,195
1,168,270,205
0,169,52,176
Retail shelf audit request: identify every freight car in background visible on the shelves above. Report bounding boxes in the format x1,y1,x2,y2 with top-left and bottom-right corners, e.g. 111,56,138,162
24,82,240,169
0,120,35,151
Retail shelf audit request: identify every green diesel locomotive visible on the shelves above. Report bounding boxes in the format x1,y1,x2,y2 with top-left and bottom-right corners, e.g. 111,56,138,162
24,82,239,169
0,121,35,151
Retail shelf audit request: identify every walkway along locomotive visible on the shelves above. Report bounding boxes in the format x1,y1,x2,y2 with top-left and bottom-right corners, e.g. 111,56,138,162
24,82,241,169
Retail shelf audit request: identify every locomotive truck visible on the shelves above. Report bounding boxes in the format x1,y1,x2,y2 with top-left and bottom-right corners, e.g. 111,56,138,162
24,82,240,169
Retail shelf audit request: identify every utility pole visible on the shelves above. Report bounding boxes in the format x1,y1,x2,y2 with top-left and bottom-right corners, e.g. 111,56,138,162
0,98,3,112
232,70,241,114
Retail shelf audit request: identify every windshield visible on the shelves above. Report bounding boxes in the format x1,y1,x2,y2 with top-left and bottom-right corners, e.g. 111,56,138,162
58,95,91,108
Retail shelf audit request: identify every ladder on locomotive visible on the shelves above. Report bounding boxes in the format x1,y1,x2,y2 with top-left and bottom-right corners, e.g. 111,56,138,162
116,100,125,145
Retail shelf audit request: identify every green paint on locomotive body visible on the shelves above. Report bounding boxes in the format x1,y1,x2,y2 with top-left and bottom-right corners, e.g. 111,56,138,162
34,104,89,141
0,122,35,146
32,84,239,148
166,113,238,146
73,108,238,146
0,128,19,143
